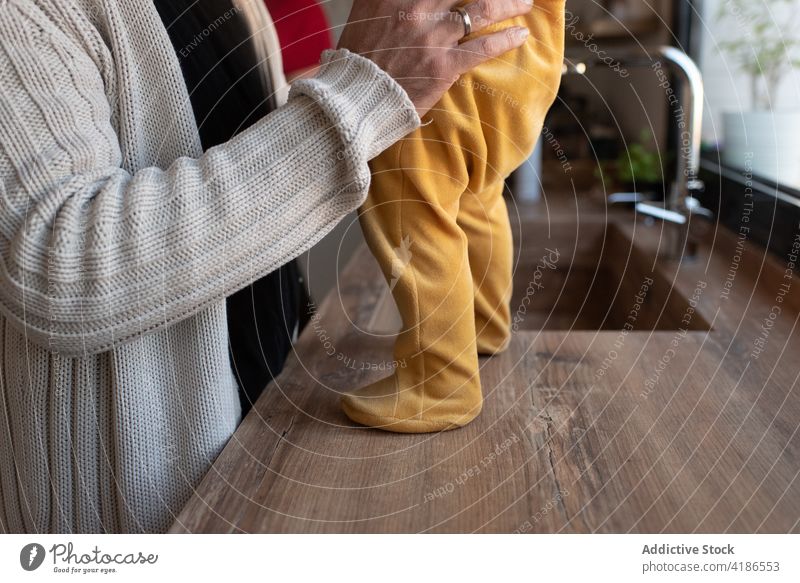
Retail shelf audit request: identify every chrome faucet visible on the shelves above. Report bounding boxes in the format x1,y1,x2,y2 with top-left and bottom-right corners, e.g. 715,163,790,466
563,46,713,259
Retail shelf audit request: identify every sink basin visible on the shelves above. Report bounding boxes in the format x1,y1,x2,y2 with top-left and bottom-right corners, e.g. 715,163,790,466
363,219,710,334
510,220,711,331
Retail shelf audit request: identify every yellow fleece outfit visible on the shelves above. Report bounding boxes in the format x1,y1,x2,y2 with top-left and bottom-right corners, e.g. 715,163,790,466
342,1,566,432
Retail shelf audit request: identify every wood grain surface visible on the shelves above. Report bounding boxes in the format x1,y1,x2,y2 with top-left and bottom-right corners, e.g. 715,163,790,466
171,194,800,533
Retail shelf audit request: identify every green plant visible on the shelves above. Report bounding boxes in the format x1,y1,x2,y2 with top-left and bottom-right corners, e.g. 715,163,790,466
596,129,664,187
716,0,800,110
616,130,663,185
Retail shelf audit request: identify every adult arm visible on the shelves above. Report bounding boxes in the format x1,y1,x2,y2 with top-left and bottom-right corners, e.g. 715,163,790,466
0,0,534,357
0,4,417,357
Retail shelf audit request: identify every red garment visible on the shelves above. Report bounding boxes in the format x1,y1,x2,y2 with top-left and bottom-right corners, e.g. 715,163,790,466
264,0,334,76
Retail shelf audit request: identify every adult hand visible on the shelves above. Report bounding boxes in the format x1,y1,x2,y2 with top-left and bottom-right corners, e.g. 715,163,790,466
338,0,534,116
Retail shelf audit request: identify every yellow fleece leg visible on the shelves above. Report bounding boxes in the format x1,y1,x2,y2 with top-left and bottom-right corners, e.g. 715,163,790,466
458,182,514,355
342,0,565,433
343,139,483,433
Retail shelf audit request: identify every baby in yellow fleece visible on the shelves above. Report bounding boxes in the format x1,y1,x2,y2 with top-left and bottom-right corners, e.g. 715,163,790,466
342,1,566,432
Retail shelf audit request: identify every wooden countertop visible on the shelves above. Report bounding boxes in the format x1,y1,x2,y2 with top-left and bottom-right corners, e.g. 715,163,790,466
171,193,800,533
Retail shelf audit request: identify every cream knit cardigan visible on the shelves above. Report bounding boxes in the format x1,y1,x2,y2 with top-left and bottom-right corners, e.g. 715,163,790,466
0,0,419,533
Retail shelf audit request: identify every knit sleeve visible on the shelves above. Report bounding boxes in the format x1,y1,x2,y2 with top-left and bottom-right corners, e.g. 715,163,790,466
0,8,419,357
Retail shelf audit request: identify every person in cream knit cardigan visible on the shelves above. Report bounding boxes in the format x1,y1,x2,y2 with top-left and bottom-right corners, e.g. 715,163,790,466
0,0,535,532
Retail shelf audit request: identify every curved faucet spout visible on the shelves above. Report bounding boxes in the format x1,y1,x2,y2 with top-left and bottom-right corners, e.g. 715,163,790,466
563,46,711,259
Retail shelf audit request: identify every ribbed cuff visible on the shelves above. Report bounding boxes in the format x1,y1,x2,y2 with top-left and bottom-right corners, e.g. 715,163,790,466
289,49,421,167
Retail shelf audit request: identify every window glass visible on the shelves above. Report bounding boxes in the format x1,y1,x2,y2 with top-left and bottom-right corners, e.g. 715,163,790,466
698,0,800,190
